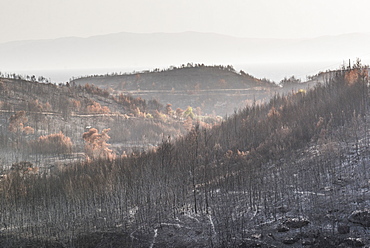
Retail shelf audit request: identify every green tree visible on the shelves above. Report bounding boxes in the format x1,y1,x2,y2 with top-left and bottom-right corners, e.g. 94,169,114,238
183,106,195,119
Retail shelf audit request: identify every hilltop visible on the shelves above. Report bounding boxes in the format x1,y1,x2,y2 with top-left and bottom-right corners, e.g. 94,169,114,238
72,64,273,90
72,64,278,116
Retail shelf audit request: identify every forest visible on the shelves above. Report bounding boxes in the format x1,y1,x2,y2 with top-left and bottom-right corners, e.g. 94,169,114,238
0,63,370,247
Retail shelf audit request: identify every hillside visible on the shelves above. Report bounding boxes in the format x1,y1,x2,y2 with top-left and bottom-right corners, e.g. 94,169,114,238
0,77,190,168
1,66,369,247
72,65,279,116
72,64,273,90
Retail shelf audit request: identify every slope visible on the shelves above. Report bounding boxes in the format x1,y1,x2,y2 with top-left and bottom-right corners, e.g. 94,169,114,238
0,77,188,168
72,65,278,116
1,67,369,247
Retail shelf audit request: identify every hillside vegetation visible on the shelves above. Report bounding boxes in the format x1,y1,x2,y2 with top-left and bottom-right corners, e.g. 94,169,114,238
1,64,369,247
0,77,195,168
72,64,278,116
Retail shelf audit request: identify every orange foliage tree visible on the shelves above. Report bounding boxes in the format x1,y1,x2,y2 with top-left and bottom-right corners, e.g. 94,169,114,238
31,132,72,155
8,111,33,134
82,128,115,161
345,59,369,85
70,99,81,112
87,101,110,114
345,68,368,85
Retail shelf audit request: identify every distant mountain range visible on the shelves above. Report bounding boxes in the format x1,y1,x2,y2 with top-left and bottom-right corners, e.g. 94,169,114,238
1,31,370,74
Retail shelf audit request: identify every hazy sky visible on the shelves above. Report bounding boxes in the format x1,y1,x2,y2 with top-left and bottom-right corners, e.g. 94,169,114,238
1,0,370,43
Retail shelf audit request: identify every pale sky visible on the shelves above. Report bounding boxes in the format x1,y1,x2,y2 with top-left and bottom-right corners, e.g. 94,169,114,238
1,0,370,43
